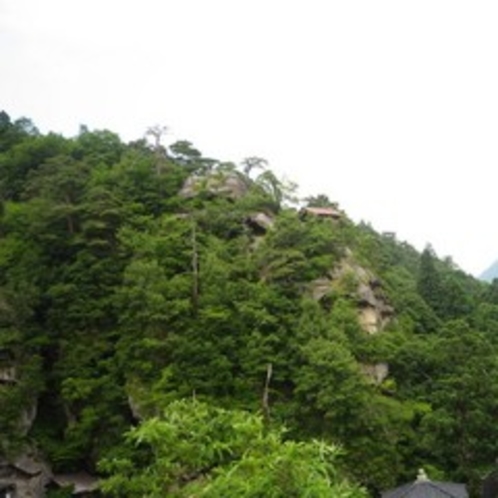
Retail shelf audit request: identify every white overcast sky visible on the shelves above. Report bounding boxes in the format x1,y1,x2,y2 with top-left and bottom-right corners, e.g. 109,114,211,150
1,0,498,276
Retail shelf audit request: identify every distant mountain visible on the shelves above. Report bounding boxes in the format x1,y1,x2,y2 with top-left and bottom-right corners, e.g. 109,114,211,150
479,260,498,282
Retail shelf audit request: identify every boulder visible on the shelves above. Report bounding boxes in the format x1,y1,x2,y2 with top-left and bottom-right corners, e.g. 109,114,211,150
180,172,248,200
246,212,274,234
360,363,389,385
51,472,99,496
0,450,52,498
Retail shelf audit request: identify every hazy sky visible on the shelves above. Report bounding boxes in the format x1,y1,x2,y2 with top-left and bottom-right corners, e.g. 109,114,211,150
1,0,498,276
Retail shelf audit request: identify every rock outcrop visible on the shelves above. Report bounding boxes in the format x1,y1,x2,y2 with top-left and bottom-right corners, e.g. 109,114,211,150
309,256,394,335
245,212,274,235
0,452,101,497
0,363,38,436
180,171,248,200
0,366,16,385
309,253,395,384
332,257,394,335
360,363,389,385
50,472,99,496
0,451,52,498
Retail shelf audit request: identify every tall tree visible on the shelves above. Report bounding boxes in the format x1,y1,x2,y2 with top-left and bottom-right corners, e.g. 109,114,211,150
417,245,443,315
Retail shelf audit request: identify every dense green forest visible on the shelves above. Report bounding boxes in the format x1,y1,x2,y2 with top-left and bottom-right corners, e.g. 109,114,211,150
1,111,498,497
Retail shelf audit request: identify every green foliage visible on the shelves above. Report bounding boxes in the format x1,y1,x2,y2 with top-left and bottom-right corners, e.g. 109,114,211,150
304,193,338,208
0,132,70,200
285,298,414,491
257,210,341,293
418,321,498,483
0,111,38,153
417,245,476,321
74,127,124,166
100,399,366,497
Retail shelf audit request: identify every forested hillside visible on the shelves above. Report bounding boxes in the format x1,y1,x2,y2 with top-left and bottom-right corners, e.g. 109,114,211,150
1,111,498,497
